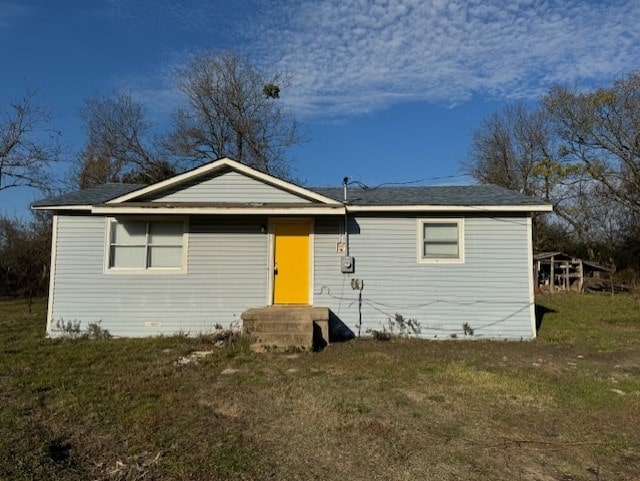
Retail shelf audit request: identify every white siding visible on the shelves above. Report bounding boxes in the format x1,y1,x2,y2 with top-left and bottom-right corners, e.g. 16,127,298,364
49,215,269,337
49,212,535,340
313,215,535,340
149,170,312,203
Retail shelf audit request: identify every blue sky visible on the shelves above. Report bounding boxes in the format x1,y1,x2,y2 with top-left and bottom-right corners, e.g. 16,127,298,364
1,0,639,216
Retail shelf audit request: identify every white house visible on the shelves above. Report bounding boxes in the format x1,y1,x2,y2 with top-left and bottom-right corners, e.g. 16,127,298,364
33,157,552,343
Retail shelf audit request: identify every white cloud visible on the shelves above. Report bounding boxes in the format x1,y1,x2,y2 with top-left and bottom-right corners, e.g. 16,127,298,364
249,0,640,117
104,0,640,120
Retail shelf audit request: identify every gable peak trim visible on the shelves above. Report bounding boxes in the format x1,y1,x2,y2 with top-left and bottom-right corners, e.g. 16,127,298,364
106,157,340,205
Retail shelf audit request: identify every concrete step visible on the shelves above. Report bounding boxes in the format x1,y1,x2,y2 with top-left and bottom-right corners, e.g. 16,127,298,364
242,306,329,323
251,332,313,346
241,306,330,350
244,320,312,335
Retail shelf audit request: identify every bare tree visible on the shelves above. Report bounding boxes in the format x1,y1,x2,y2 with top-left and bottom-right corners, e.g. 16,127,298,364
467,103,551,195
168,51,300,178
465,102,595,252
75,93,174,188
544,72,640,216
0,88,59,192
465,71,640,267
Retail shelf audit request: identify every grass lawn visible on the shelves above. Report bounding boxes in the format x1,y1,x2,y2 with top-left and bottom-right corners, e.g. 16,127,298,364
1,293,639,480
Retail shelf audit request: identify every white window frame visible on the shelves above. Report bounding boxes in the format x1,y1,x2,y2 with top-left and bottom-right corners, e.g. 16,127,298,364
104,217,188,274
417,218,465,264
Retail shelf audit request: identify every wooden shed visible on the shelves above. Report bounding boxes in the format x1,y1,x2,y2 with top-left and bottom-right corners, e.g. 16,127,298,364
534,251,611,292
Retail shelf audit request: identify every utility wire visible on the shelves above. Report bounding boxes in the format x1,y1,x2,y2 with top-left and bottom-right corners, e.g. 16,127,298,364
347,173,470,191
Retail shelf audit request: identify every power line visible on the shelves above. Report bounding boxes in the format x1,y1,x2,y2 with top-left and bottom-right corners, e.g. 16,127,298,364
347,173,471,191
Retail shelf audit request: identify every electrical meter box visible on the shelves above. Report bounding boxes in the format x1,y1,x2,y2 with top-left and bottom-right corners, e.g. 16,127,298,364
341,256,355,273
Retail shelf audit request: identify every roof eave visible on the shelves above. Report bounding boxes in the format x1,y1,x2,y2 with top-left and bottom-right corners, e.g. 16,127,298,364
345,204,553,213
91,205,346,215
33,203,552,214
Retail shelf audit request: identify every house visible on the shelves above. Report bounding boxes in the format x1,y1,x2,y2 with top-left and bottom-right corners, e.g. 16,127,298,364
32,157,552,343
534,251,612,292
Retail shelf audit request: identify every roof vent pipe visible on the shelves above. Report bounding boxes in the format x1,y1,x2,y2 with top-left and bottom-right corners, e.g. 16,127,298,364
343,177,349,203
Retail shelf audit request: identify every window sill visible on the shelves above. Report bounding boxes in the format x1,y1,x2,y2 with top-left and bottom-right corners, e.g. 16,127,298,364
417,258,465,265
104,267,187,275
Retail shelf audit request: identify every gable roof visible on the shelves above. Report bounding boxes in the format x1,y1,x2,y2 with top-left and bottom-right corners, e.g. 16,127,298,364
32,157,552,214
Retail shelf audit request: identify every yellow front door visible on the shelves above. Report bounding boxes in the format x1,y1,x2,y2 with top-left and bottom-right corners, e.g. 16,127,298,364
273,219,311,304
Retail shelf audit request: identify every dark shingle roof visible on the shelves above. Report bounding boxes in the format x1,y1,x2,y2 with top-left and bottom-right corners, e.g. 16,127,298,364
311,185,546,206
31,183,145,208
32,182,547,209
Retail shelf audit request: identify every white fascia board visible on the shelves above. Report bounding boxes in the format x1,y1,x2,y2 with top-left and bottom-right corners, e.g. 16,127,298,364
105,158,233,203
106,157,341,205
31,205,92,211
346,204,553,213
91,205,346,215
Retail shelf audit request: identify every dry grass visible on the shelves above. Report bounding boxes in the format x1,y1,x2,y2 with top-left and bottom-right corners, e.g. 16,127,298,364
1,293,639,480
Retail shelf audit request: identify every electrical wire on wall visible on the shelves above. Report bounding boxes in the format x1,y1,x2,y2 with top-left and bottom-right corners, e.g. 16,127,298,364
330,174,541,337
314,284,534,335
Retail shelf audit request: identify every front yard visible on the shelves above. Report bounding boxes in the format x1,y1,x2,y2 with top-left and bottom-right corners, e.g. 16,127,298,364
1,293,639,480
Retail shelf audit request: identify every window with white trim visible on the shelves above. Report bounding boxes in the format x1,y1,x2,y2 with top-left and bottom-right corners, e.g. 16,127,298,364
107,219,186,271
418,219,464,264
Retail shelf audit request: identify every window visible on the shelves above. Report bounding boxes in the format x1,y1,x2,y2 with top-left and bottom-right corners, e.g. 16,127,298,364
418,219,464,264
107,219,186,272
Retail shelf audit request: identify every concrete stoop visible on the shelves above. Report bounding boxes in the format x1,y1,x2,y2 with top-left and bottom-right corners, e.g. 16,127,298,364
241,306,330,351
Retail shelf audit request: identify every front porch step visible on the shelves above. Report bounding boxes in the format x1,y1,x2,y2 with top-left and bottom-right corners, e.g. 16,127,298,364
241,306,330,350
250,332,315,347
246,321,314,335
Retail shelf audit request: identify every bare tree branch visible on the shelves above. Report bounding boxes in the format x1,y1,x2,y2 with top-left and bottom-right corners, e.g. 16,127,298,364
0,88,60,192
74,93,174,188
167,51,300,179
545,73,640,216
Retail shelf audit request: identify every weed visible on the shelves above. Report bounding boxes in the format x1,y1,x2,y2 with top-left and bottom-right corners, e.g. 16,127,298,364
84,321,111,340
369,313,422,339
198,323,243,347
462,322,474,336
371,330,392,341
54,318,81,338
54,319,111,340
